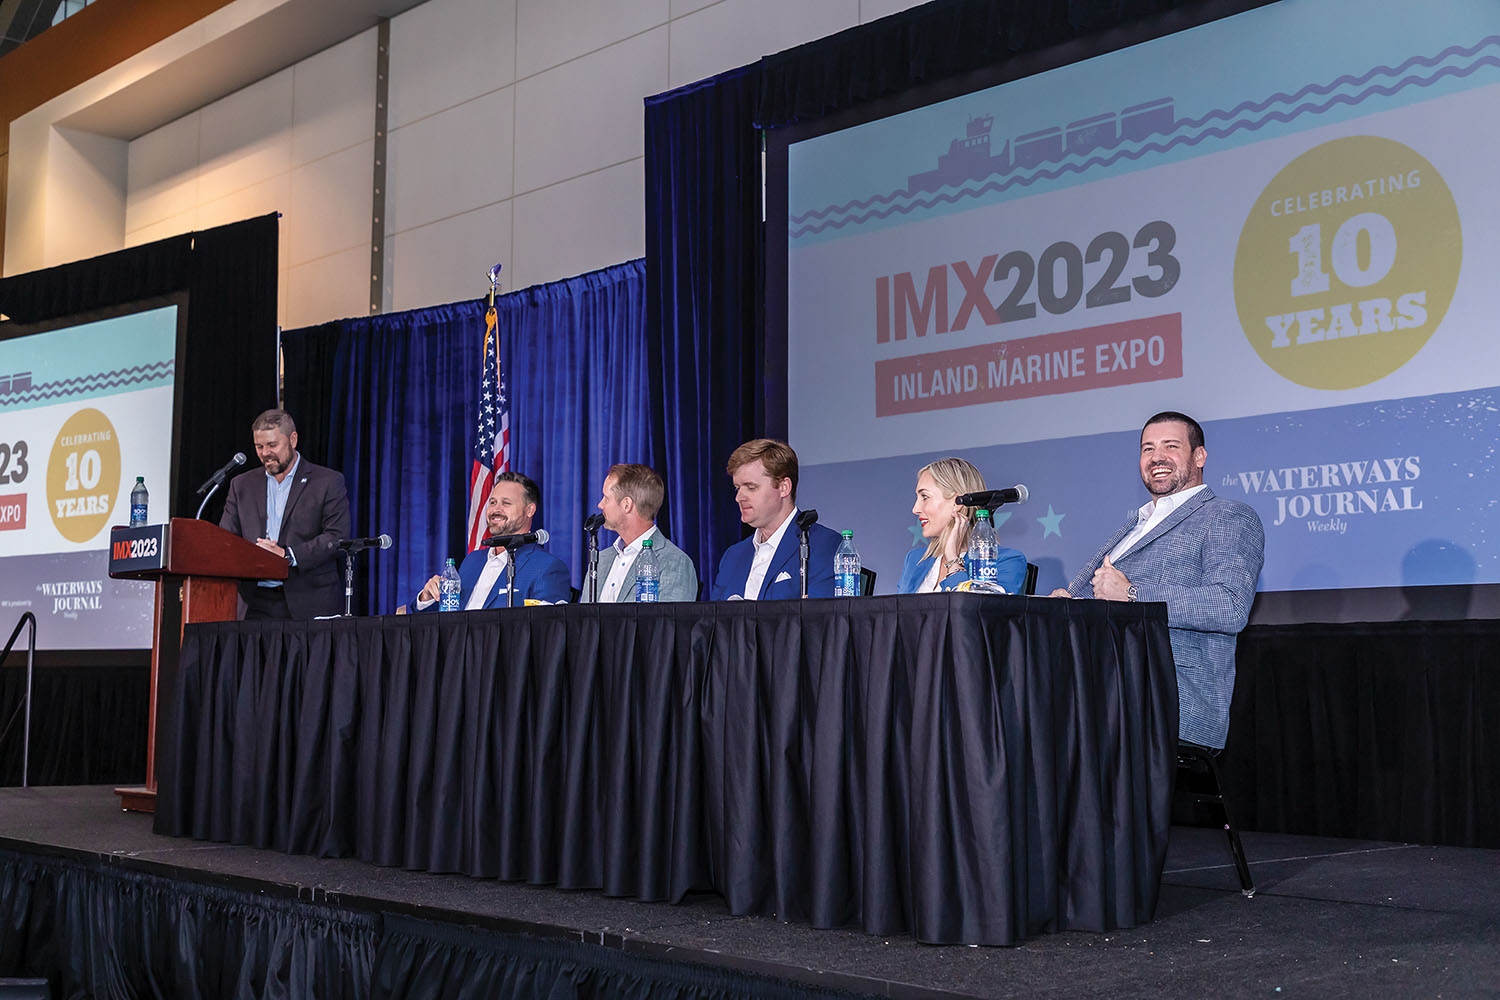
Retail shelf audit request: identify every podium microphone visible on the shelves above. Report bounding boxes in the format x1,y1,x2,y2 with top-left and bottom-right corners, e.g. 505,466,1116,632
335,534,393,551
195,452,247,496
482,528,549,549
956,485,1029,508
193,452,248,518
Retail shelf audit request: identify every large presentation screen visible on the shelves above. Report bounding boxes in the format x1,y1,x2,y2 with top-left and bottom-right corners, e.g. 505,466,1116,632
781,0,1498,598
0,306,179,649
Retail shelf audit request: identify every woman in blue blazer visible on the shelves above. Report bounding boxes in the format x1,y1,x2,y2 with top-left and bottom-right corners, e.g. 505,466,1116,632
898,457,1027,594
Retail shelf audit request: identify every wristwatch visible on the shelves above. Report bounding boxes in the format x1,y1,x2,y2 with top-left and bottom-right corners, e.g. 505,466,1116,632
1126,583,1139,602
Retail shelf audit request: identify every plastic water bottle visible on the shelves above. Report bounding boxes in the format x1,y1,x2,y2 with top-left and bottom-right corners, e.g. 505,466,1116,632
968,508,1000,587
834,530,861,596
129,477,149,526
439,558,462,611
636,538,660,602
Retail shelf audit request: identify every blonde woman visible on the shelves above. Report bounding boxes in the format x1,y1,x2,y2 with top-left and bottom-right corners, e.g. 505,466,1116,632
899,457,1026,594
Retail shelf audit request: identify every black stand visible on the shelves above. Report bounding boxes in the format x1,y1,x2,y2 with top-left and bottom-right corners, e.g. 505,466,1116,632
506,552,518,608
343,551,356,617
798,530,810,599
586,527,601,603
794,509,820,600
193,479,222,520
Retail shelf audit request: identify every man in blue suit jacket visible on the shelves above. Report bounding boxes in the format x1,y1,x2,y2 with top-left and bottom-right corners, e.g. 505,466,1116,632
414,472,569,609
1054,412,1264,748
711,439,842,600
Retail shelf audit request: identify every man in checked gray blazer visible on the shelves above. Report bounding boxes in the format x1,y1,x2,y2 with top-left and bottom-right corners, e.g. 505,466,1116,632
581,463,698,603
1053,411,1264,748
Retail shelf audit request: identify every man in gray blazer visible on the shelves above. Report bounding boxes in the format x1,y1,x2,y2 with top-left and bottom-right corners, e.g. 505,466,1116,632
581,464,697,603
1053,411,1264,748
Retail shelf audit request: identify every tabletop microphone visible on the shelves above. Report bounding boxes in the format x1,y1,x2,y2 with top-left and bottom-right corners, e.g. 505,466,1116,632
583,513,605,532
335,534,393,551
194,452,247,495
794,509,820,531
956,485,1029,508
482,528,549,548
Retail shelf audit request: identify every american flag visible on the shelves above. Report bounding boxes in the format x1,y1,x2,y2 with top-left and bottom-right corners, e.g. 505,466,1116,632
466,304,510,551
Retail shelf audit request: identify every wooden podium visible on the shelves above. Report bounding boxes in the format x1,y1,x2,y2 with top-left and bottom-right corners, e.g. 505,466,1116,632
108,518,288,812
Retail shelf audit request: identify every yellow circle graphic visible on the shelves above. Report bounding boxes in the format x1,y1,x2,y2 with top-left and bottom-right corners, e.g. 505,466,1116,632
1234,136,1460,390
47,407,123,544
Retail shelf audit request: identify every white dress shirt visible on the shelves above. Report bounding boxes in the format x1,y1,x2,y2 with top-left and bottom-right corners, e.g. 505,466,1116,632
1108,484,1208,562
917,556,943,593
466,547,511,609
742,507,797,600
599,525,658,603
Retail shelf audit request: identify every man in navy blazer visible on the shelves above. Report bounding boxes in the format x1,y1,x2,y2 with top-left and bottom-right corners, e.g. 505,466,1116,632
414,471,569,610
1053,411,1264,748
710,439,842,600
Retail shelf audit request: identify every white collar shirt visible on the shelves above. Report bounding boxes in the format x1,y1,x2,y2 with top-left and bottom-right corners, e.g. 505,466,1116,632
917,555,943,594
465,547,511,610
742,507,797,600
599,525,658,603
1108,484,1208,563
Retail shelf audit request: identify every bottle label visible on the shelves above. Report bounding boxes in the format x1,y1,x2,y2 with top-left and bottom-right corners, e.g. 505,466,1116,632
130,503,148,526
975,562,999,583
835,572,859,597
637,580,659,603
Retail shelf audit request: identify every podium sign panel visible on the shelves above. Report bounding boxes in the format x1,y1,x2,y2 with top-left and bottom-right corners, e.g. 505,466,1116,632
107,518,286,811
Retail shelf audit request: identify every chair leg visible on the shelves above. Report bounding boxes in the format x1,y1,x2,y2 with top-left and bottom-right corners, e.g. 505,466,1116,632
1201,750,1256,897
1178,743,1256,897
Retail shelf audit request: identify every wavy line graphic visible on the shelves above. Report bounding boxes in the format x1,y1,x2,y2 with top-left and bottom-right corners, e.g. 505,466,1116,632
790,49,1500,237
790,38,1500,233
0,362,176,406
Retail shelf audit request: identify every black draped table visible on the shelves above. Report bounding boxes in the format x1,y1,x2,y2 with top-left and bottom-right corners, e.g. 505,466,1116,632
155,594,1177,945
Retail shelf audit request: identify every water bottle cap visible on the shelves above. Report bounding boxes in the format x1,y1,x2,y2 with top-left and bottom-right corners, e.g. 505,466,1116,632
136,476,144,483
641,538,652,548
445,557,456,565
976,508,990,519
841,529,853,538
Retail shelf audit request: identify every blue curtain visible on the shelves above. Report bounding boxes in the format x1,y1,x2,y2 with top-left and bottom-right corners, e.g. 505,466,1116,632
494,259,655,583
281,260,650,614
644,67,764,589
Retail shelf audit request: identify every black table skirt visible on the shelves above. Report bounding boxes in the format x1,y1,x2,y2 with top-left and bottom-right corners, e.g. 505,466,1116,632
157,594,1177,945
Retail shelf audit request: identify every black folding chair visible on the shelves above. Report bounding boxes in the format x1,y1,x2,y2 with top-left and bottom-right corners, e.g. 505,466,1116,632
1176,741,1255,896
1022,562,1038,596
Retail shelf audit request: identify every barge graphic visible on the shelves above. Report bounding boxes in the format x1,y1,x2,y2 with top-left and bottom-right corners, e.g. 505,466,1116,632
906,98,1173,195
791,35,1500,239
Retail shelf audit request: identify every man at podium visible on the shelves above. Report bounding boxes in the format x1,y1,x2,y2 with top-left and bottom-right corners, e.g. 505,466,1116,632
220,408,350,618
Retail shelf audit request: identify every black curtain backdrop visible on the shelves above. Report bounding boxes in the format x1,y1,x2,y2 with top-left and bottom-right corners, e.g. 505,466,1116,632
0,214,280,518
0,849,868,1000
1224,621,1500,849
0,663,148,786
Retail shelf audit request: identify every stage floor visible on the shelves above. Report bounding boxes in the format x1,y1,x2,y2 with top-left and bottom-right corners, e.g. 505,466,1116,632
1,786,1496,999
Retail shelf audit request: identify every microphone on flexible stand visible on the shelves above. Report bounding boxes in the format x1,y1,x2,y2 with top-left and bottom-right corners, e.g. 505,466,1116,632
481,527,549,607
481,528,549,549
584,514,605,602
334,534,393,552
193,452,248,519
795,509,819,599
335,534,393,617
956,485,1029,509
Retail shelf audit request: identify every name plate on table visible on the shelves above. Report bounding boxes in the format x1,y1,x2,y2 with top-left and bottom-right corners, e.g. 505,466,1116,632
109,523,168,576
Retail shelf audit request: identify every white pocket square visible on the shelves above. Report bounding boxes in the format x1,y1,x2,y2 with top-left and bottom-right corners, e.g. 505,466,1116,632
774,571,792,583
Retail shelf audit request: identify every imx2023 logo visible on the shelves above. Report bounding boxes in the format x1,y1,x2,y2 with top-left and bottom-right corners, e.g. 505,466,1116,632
1234,136,1461,389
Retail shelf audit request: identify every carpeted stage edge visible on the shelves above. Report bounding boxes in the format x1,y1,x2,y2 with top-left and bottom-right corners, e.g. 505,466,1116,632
1,788,1497,999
